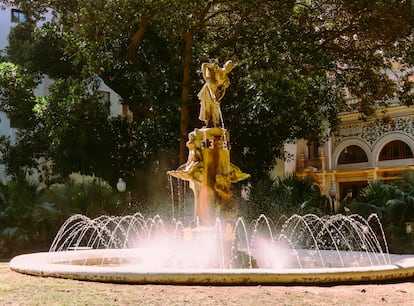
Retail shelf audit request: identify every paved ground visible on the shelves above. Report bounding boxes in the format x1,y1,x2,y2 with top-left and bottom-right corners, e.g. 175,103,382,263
1,262,414,305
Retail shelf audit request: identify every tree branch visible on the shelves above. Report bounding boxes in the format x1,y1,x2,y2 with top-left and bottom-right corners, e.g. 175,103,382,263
127,14,150,63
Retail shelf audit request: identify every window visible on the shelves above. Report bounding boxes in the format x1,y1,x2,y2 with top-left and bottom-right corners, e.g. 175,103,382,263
379,140,413,161
338,145,368,164
11,9,26,23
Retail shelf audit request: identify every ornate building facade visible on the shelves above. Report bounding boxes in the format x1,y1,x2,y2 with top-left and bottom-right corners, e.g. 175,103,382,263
281,104,414,211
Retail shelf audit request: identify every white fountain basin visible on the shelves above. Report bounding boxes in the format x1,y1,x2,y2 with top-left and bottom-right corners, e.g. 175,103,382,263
9,249,414,285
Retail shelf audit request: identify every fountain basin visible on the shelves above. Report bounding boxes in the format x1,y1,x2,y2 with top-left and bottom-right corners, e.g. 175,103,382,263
9,249,414,285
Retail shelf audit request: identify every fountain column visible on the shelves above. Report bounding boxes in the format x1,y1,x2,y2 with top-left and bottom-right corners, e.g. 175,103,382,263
198,127,232,225
169,127,249,226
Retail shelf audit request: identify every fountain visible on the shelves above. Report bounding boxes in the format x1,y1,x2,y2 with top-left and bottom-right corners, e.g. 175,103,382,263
168,60,249,227
9,61,414,285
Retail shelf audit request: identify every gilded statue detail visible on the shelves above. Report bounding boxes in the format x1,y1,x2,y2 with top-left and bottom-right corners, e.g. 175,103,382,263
198,60,236,128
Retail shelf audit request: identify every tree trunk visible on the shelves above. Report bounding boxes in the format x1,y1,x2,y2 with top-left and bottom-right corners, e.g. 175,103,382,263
127,14,150,64
180,30,193,164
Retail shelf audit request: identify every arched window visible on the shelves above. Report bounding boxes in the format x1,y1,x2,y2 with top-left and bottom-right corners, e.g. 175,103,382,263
379,140,413,161
338,145,368,164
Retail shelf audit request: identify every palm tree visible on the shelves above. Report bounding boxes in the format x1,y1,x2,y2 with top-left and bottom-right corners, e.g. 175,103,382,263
350,179,414,226
0,171,43,257
238,174,328,223
347,174,414,253
38,174,121,220
272,174,328,216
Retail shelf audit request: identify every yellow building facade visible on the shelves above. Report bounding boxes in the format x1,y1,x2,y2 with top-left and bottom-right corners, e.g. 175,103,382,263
283,104,414,211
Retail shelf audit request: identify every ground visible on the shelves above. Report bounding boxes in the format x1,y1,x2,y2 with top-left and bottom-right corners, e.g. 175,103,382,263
1,262,414,305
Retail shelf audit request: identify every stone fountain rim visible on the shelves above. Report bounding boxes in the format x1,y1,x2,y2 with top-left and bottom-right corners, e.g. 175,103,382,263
9,249,414,285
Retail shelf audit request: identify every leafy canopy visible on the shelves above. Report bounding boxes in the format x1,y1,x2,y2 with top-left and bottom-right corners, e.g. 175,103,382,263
0,0,412,181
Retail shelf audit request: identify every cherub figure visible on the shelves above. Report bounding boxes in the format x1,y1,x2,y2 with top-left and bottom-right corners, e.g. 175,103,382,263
173,130,203,182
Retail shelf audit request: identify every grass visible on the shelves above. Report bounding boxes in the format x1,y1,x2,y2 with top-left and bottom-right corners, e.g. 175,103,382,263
1,262,414,305
1,262,172,305
0,263,119,305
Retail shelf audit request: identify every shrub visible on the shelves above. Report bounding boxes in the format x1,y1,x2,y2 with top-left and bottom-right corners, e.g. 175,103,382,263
0,172,44,258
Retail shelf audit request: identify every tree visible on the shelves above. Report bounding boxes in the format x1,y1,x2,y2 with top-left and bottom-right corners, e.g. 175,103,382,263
0,171,44,257
0,62,45,175
347,175,414,253
238,174,328,222
0,71,141,184
6,21,78,79
0,62,38,127
1,0,413,182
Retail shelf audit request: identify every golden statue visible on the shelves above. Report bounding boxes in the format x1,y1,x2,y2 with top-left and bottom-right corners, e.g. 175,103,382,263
198,60,236,128
168,61,249,226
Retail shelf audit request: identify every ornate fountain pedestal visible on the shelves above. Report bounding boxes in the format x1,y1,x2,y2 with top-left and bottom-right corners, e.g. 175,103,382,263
168,127,249,226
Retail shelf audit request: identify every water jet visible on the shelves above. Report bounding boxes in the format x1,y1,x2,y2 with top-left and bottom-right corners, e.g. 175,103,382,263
9,213,414,284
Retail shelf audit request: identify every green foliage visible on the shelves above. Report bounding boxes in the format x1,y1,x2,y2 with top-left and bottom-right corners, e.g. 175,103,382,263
0,76,169,186
35,77,113,179
6,21,77,79
349,180,414,224
238,174,328,222
226,68,341,178
0,172,124,257
0,171,43,257
1,0,413,185
0,62,38,127
272,174,328,216
347,174,414,253
39,174,120,218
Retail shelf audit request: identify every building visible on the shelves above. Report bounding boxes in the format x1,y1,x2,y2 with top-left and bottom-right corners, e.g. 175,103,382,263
271,101,414,211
